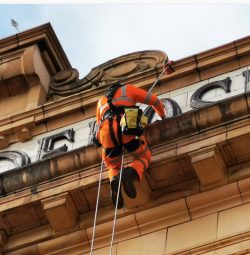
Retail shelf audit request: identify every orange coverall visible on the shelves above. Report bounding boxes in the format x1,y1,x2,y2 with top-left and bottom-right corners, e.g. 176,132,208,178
96,84,166,181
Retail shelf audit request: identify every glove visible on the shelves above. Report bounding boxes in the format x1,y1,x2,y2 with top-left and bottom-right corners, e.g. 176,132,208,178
93,136,102,148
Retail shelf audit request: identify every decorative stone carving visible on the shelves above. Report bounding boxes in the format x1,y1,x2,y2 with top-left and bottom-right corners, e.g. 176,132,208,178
37,129,75,160
16,127,32,142
189,145,227,190
48,50,167,97
0,150,30,169
50,68,79,94
190,77,231,109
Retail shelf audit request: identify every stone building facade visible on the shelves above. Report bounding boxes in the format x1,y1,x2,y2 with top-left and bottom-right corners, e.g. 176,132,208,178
0,23,250,255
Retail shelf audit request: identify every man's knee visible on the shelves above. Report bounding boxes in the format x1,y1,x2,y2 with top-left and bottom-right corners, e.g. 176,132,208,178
124,138,142,152
105,147,122,158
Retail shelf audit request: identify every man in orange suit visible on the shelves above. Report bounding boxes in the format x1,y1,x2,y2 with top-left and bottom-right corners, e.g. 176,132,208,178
94,62,174,208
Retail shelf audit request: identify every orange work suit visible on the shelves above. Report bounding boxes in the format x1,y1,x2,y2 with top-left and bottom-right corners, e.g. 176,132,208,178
95,84,166,180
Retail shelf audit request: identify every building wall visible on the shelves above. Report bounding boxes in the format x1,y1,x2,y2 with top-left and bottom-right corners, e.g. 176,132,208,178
1,24,250,255
0,65,248,173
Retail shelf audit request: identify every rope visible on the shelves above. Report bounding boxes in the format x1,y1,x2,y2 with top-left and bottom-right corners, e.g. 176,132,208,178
89,61,170,254
109,149,125,255
89,158,104,255
148,65,167,93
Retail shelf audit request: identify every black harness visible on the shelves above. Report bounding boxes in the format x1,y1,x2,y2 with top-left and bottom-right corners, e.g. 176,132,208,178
102,83,142,158
103,83,124,149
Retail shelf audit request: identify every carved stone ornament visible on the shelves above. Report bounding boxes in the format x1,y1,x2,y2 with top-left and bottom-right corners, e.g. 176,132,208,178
49,68,80,96
48,50,167,98
190,77,231,109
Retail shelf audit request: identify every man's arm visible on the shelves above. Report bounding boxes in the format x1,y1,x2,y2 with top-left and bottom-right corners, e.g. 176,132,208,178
126,84,167,119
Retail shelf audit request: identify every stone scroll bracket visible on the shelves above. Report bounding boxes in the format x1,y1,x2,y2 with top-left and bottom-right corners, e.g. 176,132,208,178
0,45,51,118
41,192,79,232
189,145,228,191
48,50,168,99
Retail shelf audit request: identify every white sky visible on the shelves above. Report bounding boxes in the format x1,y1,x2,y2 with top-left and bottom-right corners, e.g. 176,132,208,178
1,1,250,78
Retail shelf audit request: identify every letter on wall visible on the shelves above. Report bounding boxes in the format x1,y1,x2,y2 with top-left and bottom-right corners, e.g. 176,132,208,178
190,77,231,109
243,70,250,91
0,150,30,172
37,129,75,160
144,98,182,123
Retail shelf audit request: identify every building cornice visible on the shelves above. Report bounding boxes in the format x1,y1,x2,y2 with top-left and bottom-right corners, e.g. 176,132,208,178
0,23,71,74
1,34,250,145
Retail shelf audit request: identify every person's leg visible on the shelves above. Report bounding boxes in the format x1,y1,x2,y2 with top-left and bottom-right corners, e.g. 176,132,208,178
122,135,151,198
128,136,151,179
102,147,124,208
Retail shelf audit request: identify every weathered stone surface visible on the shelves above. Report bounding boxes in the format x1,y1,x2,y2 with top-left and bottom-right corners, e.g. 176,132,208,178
2,160,51,193
41,192,79,232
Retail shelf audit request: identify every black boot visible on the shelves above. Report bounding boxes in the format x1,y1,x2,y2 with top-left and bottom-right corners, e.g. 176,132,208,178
121,167,139,199
110,176,124,209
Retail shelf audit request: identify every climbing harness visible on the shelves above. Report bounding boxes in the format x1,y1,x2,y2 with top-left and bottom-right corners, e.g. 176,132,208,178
90,60,174,254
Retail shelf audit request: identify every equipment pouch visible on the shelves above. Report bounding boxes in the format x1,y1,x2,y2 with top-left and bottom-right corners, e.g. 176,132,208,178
120,106,148,136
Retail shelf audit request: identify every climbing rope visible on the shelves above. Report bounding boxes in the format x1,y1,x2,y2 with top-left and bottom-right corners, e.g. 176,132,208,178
89,158,104,255
109,149,125,255
89,60,174,254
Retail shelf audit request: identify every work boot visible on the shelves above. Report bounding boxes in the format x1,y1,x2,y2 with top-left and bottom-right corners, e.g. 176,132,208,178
110,176,124,209
121,167,139,199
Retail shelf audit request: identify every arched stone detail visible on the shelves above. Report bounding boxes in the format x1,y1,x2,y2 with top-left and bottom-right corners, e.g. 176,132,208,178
48,50,168,97
144,98,182,124
0,151,30,168
190,77,231,109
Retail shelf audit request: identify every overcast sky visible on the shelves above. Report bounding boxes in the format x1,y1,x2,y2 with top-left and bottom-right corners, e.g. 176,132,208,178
1,2,250,78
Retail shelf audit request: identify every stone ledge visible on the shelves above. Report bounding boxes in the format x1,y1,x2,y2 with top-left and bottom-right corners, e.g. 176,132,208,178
0,92,249,196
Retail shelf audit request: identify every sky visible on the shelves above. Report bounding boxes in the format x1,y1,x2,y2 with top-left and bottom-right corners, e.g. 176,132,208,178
1,1,250,78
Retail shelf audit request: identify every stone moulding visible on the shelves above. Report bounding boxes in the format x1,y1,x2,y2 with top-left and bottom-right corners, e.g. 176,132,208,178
48,50,168,97
3,182,250,255
0,23,71,73
0,91,249,196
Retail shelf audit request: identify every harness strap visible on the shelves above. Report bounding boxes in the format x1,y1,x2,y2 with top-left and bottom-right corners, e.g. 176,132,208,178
117,115,123,145
106,83,123,114
109,118,120,148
